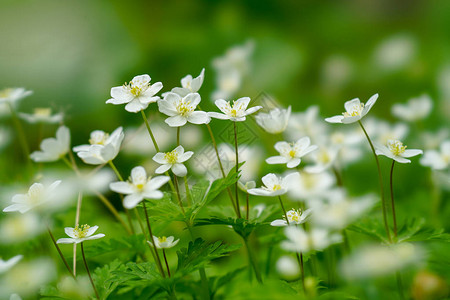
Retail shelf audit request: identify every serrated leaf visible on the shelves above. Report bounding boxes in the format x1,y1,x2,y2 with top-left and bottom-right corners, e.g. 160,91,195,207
93,259,128,300
397,218,450,242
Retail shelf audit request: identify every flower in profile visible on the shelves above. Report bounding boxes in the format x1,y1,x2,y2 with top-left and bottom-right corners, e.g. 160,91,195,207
237,180,256,193
73,127,124,165
106,74,163,113
3,180,62,214
270,208,312,227
56,225,105,244
255,106,291,134
247,172,299,197
325,94,378,124
18,108,63,124
208,97,262,122
281,226,341,253
30,126,70,162
158,92,209,127
0,255,23,273
375,139,422,163
391,94,433,122
0,88,32,105
169,68,205,97
148,236,179,249
420,140,450,170
266,137,318,168
110,166,170,209
153,145,193,177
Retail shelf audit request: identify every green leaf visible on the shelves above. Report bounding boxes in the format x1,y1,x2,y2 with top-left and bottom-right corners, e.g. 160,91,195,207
93,259,128,300
210,267,246,298
397,218,450,242
347,217,390,243
84,234,147,259
195,217,262,238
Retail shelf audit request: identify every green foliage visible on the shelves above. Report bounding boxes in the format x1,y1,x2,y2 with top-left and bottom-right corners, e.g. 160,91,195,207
94,259,128,300
85,234,147,260
397,218,450,242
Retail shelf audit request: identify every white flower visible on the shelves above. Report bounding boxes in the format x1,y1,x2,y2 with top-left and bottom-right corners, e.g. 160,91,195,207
158,92,209,127
330,129,364,165
110,166,170,209
420,140,450,170
276,255,299,279
287,171,335,201
325,94,378,124
0,255,23,273
281,226,341,253
286,106,328,144
30,126,70,162
73,127,124,165
0,213,45,244
247,172,299,197
392,94,433,122
373,35,416,71
0,88,32,105
266,137,318,168
270,208,312,227
304,145,339,173
106,74,162,113
255,106,291,134
148,236,179,249
364,117,409,145
18,108,63,124
3,180,62,214
153,145,193,177
208,97,262,122
56,225,105,244
375,139,422,163
168,68,205,97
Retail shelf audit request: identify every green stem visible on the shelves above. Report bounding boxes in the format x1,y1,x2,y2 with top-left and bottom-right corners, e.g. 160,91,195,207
7,102,30,162
173,176,185,214
47,226,75,278
183,177,191,206
342,229,350,253
141,110,160,152
142,201,166,277
162,249,171,277
108,161,124,181
396,272,405,300
358,121,391,243
243,237,263,283
73,192,83,276
233,122,241,218
246,193,249,220
81,243,100,300
390,160,398,238
278,196,289,224
296,253,306,291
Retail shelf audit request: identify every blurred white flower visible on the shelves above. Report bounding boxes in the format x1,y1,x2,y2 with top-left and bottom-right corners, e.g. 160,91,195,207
18,108,63,124
106,74,162,113
325,94,378,124
3,180,61,214
287,106,328,144
276,255,299,279
0,213,45,244
208,97,262,122
266,137,318,168
375,139,422,163
0,88,32,105
340,243,424,280
9,294,21,300
270,208,312,227
30,126,70,162
153,145,193,177
0,255,22,273
287,171,335,201
392,94,433,122
110,166,170,209
248,172,299,197
421,129,449,150
364,117,409,145
148,236,179,249
304,146,339,173
168,68,205,97
73,127,124,165
373,35,416,71
158,92,209,127
281,226,341,253
420,140,450,170
255,106,291,134
330,129,364,166
321,55,354,91
57,225,105,244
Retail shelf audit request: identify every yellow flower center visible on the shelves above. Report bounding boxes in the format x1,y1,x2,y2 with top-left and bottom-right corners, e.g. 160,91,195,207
288,150,296,158
136,183,145,190
158,236,167,243
272,184,282,191
176,100,193,116
34,108,52,117
164,150,179,164
343,103,364,117
388,140,407,156
123,81,150,97
89,131,109,145
73,224,90,238
0,88,13,98
318,150,330,163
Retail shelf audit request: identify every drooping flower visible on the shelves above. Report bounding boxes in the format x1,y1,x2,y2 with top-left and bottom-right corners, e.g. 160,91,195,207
281,226,341,253
208,97,262,122
375,139,422,163
0,255,23,273
270,208,312,227
255,106,291,134
30,126,70,162
110,166,170,209
106,75,162,113
73,127,124,165
0,88,32,105
148,236,179,249
153,145,193,177
18,108,63,124
158,92,209,127
420,140,450,170
325,94,378,124
3,181,62,214
56,225,105,244
247,172,299,197
168,68,205,97
266,137,318,168
391,94,433,122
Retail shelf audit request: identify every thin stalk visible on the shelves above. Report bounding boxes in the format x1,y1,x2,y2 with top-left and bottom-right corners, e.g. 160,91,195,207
73,192,83,276
233,122,241,218
47,226,75,278
183,177,191,206
299,253,305,290
246,193,249,220
396,272,405,300
7,102,30,162
142,201,166,277
81,243,100,300
173,176,185,214
108,161,124,181
186,224,210,300
176,127,180,146
358,121,391,243
265,245,273,276
141,110,160,152
390,161,398,238
162,249,171,277
243,237,263,283
332,166,343,187
278,196,289,222
342,229,350,253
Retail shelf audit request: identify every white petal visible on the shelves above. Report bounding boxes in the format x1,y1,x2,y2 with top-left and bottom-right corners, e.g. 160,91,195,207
215,99,229,113
344,98,361,112
234,97,251,109
131,166,147,183
172,163,187,177
286,158,301,168
178,151,193,163
125,99,146,113
266,156,288,165
147,176,170,189
142,190,164,199
274,141,290,154
85,234,105,241
155,164,171,174
56,238,75,244
401,149,423,158
64,227,76,238
247,188,274,196
165,115,187,127
164,92,182,106
208,112,230,120
153,152,168,164
341,115,361,124
244,106,262,116
261,173,279,187
158,99,177,116
145,81,163,96
109,87,133,104
362,93,378,116
325,115,344,123
123,194,144,209
184,93,201,107
270,219,288,227
187,111,210,124
110,182,135,194
393,156,411,164
85,225,99,237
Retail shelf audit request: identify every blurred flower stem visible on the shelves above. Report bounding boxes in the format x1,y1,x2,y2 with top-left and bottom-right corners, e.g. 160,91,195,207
141,110,159,152
358,121,392,243
142,201,166,277
243,236,263,283
80,242,100,299
233,122,242,218
389,161,398,237
162,249,171,277
73,192,83,276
